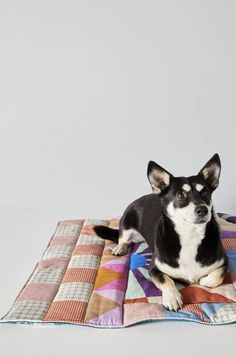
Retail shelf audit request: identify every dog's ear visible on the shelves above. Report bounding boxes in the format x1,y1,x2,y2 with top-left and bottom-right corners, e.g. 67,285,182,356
198,153,221,190
147,161,173,194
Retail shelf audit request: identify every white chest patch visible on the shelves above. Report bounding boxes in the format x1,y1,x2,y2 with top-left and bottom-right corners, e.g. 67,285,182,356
155,222,224,283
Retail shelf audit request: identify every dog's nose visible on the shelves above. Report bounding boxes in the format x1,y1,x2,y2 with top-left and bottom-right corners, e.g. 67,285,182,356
195,205,208,217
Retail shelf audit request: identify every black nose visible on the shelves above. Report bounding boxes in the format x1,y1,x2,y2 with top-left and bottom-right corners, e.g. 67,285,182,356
195,205,208,217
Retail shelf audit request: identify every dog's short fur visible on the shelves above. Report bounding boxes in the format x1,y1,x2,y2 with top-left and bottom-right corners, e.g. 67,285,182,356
94,154,228,311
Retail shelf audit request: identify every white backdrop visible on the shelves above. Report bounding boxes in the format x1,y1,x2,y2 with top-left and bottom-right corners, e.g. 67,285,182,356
0,0,235,212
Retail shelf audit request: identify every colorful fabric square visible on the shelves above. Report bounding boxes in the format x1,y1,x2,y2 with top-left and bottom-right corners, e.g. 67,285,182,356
85,219,130,327
1,214,236,327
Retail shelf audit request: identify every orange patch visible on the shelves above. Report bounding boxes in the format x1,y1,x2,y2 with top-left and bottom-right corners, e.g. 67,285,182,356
222,239,236,250
94,268,123,289
180,285,235,304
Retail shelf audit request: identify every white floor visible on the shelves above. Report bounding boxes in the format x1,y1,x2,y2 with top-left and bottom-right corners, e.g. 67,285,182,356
0,206,235,357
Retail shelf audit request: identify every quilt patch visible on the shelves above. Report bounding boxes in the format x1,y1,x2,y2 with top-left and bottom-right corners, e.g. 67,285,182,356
1,214,236,327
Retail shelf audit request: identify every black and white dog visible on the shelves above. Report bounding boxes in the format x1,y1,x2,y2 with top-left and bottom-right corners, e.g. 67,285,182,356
94,154,228,311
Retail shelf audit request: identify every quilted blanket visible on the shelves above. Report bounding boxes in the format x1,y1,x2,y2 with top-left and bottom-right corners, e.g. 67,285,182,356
1,213,236,327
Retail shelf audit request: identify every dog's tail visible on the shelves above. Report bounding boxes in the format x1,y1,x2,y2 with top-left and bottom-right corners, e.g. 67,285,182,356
93,225,119,243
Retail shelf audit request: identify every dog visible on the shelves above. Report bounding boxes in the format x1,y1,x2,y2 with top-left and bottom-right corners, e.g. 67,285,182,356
93,153,228,311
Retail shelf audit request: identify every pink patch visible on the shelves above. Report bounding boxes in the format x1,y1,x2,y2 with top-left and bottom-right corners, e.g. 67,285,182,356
37,257,69,269
101,263,127,273
102,256,129,265
50,236,78,246
124,303,164,327
17,283,59,302
95,289,124,305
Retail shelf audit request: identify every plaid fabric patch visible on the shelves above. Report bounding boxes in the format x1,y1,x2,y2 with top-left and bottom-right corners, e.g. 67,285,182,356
77,235,104,246
4,300,50,320
83,219,108,225
68,255,100,269
43,244,73,259
29,268,65,284
54,282,93,302
55,224,80,237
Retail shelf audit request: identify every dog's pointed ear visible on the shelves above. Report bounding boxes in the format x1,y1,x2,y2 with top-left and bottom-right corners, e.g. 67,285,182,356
147,161,173,194
198,153,221,190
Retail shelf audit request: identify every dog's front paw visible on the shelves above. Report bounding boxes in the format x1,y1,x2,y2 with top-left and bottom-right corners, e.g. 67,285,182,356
162,288,183,311
112,244,128,256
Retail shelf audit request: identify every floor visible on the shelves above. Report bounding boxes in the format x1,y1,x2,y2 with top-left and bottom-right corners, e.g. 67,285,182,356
0,206,235,357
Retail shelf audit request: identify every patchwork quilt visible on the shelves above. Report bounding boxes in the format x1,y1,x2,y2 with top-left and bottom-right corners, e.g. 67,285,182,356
1,213,236,327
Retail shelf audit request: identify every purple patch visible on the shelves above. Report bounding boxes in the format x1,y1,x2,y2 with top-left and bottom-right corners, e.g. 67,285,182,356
132,268,162,297
220,231,236,238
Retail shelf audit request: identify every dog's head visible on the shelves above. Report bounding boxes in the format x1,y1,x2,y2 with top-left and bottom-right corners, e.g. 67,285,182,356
147,154,221,225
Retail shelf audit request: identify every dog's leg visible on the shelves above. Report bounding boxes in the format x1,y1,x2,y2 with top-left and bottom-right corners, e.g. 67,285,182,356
149,265,183,311
112,229,145,256
198,265,227,288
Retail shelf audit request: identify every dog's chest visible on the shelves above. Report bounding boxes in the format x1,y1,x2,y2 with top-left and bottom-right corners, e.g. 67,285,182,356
177,226,205,282
155,223,222,283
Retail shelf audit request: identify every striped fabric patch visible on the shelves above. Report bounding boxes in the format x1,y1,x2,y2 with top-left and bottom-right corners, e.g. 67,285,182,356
62,268,98,284
54,282,93,302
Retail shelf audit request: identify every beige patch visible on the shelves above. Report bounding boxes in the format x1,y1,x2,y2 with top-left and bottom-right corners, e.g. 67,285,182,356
198,265,226,288
182,183,191,192
196,184,204,192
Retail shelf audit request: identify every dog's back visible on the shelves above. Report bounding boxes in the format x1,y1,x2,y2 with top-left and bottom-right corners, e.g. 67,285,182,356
119,194,163,252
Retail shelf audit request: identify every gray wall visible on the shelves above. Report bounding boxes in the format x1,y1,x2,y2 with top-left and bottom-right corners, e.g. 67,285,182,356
0,1,235,212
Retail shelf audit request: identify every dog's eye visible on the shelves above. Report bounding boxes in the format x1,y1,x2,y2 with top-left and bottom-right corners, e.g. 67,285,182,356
176,190,186,200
